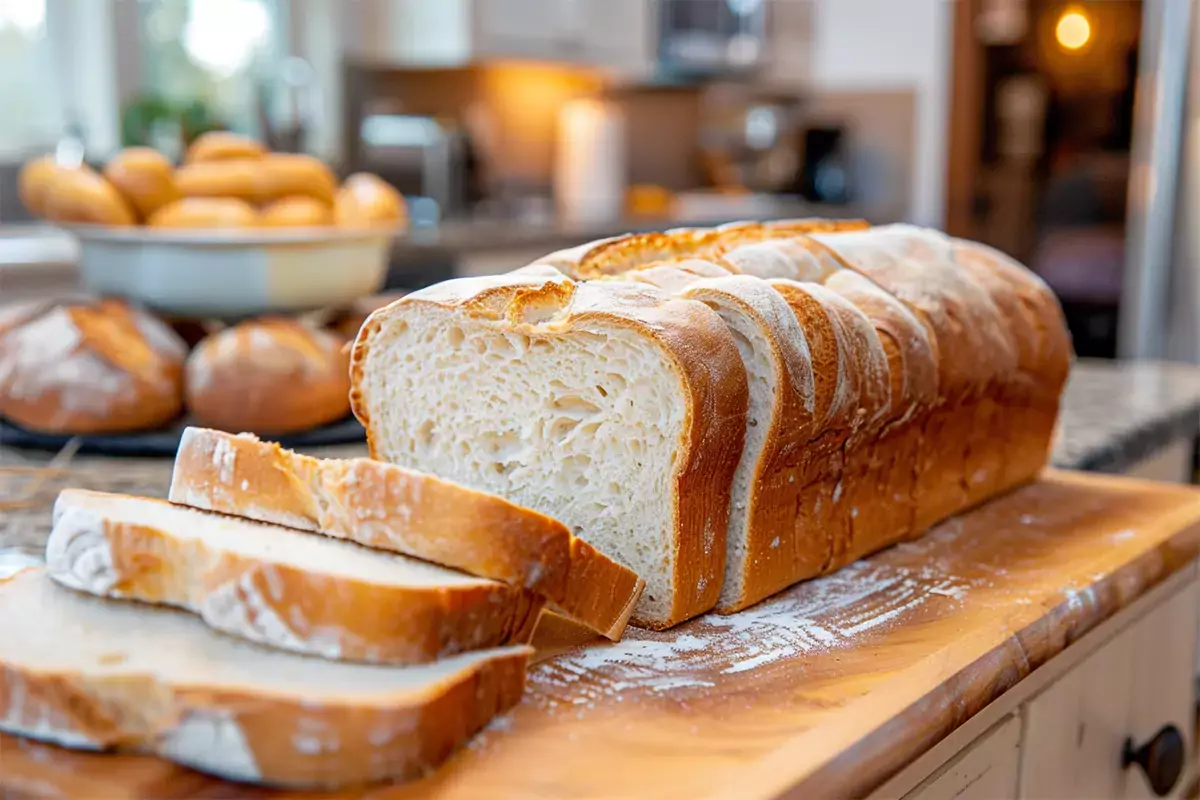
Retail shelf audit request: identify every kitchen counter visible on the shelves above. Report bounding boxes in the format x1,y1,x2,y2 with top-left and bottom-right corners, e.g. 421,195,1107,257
5,471,1200,798
2,359,1199,558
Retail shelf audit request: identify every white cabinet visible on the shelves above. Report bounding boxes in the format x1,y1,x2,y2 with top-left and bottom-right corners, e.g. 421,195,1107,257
347,0,653,77
1020,579,1197,799
903,715,1022,800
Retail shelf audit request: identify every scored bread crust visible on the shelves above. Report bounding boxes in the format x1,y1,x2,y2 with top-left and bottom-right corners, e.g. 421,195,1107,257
0,570,530,789
46,489,543,665
0,300,186,434
169,427,644,640
350,267,748,629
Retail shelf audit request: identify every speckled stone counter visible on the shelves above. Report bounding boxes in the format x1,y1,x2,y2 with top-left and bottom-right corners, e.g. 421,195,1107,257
1053,359,1200,473
4,359,1200,558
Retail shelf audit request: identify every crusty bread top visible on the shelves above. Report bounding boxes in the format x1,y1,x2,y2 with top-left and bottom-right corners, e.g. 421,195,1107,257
807,225,1018,397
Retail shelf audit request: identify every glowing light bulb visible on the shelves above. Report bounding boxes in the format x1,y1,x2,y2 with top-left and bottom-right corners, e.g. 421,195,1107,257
1056,9,1091,51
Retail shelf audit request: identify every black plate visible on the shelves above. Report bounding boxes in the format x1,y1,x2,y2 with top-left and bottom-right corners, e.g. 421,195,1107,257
0,415,366,457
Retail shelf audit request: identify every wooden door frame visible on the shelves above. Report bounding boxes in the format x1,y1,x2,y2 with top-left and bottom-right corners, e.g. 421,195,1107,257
945,0,985,238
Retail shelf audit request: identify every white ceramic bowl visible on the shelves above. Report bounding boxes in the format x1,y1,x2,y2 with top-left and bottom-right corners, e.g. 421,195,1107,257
65,225,399,318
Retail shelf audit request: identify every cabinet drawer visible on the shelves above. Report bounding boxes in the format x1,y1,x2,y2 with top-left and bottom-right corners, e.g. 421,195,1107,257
1019,579,1199,799
902,714,1021,800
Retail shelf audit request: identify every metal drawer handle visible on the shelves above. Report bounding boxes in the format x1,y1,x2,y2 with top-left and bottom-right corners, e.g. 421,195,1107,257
1122,724,1185,797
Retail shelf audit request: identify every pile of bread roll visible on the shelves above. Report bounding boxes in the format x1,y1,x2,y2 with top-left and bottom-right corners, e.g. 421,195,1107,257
0,296,393,437
18,131,407,231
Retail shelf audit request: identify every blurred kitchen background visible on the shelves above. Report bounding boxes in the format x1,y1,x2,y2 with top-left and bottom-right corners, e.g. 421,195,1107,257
4,0,1200,363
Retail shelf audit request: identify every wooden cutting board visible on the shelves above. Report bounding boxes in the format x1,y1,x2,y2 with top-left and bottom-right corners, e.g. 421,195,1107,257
4,470,1200,800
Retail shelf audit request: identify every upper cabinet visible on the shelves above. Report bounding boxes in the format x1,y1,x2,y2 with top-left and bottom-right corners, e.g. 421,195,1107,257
346,0,654,79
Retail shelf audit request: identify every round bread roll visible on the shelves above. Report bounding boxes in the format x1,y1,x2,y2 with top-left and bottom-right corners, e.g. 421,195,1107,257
185,131,266,164
186,318,350,435
259,195,333,227
174,159,261,204
18,155,74,217
257,153,338,205
0,299,186,434
148,197,258,229
334,172,407,229
41,168,136,226
103,147,179,220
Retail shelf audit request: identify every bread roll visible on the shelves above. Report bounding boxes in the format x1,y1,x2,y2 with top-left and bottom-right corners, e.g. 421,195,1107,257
258,153,338,205
186,318,350,435
41,168,136,226
259,195,332,227
173,159,261,204
0,300,186,433
334,172,407,229
18,155,73,217
102,147,179,220
184,130,266,164
148,197,258,229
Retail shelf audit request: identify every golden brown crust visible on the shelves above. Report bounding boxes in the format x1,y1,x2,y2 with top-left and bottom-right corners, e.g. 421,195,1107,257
257,153,338,206
0,300,185,434
103,148,179,221
259,195,333,227
185,318,350,435
184,131,266,164
350,270,747,629
18,156,73,217
51,490,544,664
148,197,259,229
41,168,136,227
334,173,407,230
173,160,262,203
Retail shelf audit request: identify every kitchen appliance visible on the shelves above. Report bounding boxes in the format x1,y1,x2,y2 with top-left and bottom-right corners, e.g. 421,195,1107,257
356,113,480,217
796,125,851,204
657,0,768,79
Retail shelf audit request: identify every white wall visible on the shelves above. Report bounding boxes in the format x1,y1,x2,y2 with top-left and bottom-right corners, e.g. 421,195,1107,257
809,0,954,228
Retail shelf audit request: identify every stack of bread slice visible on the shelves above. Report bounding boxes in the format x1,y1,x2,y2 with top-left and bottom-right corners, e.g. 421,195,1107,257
0,427,643,787
350,220,1072,628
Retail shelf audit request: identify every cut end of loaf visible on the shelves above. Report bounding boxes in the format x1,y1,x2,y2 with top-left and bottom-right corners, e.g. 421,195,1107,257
353,291,692,627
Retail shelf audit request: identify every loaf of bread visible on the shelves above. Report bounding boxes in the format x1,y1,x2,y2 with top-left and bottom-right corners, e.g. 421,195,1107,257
334,172,407,229
46,488,542,663
148,196,259,229
174,159,263,204
169,427,644,638
351,267,748,629
41,167,136,226
0,568,531,787
102,147,179,220
184,130,267,164
185,318,350,435
350,221,1072,627
18,155,74,217
259,195,333,227
0,299,186,434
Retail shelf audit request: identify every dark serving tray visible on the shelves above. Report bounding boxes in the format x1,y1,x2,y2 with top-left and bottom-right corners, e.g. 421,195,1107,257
0,415,366,457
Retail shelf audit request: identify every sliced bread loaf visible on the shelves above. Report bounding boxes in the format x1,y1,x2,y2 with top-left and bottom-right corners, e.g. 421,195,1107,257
350,267,749,629
168,426,645,640
0,568,531,788
805,225,1020,511
46,489,543,664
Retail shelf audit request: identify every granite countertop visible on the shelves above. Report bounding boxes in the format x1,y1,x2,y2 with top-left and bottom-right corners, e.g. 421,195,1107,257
3,359,1199,558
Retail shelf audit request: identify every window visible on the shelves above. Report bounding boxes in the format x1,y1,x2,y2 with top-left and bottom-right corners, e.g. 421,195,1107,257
0,0,61,157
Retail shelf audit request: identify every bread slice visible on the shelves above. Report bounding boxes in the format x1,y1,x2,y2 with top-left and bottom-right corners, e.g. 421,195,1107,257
720,237,941,540
46,489,543,664
622,257,897,602
350,267,749,629
0,568,530,788
805,225,1020,512
168,426,644,640
945,237,1073,490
